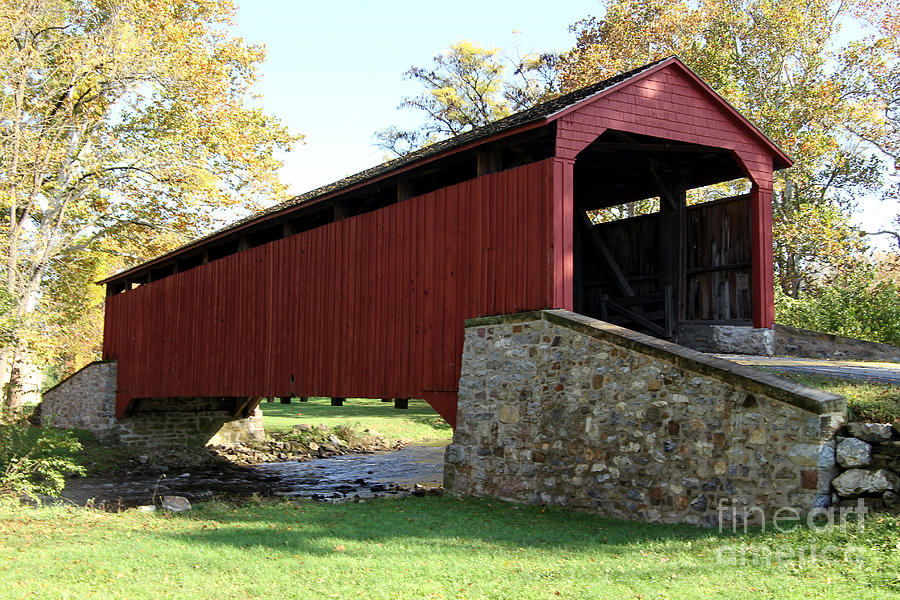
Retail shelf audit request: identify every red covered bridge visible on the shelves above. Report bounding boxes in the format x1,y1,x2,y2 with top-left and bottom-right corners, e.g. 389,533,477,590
99,57,790,428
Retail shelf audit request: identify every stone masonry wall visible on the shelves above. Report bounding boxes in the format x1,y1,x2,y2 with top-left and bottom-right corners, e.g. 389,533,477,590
774,324,900,362
677,323,775,355
40,361,263,446
41,361,118,435
116,397,263,447
827,422,900,511
445,310,847,526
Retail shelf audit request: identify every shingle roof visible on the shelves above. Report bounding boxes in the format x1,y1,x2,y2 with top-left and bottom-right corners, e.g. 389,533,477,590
100,58,669,285
228,57,671,227
101,55,790,285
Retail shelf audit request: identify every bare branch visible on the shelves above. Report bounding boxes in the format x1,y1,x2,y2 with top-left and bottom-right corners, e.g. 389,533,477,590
864,230,900,250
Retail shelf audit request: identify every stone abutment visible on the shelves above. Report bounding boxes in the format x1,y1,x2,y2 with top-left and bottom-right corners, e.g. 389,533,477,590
444,310,847,526
40,361,263,446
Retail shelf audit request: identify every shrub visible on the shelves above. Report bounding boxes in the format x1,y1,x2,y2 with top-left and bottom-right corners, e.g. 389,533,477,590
0,413,85,499
776,268,900,346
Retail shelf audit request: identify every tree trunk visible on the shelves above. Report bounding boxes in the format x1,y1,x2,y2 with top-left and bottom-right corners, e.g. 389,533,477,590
3,351,24,414
2,284,42,414
0,348,12,393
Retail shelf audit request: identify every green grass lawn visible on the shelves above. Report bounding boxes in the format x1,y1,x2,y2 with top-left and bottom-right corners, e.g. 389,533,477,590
769,372,900,422
259,397,453,443
0,496,897,599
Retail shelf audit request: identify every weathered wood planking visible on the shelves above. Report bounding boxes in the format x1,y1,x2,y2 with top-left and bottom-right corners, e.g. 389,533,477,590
582,195,752,322
685,195,752,321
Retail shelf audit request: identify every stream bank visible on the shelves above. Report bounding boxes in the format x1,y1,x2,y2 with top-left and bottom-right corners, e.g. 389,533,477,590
59,424,446,509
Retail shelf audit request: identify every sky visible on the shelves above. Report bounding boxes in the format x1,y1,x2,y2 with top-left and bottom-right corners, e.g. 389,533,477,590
231,0,599,194
231,1,896,249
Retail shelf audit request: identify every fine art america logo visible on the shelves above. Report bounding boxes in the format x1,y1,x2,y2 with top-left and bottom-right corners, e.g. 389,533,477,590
715,498,869,566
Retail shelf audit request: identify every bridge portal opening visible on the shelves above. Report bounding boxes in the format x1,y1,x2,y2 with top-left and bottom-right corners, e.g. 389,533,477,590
572,130,756,340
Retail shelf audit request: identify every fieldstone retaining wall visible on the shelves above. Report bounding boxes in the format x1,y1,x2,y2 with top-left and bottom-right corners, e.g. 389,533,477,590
830,422,900,511
774,324,900,362
677,323,775,355
116,397,264,447
444,310,846,526
41,361,118,434
40,361,263,446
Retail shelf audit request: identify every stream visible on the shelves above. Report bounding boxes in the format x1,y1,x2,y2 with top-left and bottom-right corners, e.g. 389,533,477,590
59,444,447,509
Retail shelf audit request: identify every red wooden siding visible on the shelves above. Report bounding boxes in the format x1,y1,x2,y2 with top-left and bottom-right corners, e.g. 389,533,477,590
103,160,555,425
750,184,775,327
553,63,776,327
554,65,774,180
551,158,575,311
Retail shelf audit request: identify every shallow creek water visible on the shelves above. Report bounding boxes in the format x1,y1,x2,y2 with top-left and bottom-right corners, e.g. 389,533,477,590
60,444,446,509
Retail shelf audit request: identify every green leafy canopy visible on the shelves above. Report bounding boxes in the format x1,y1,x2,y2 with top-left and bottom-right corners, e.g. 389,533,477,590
0,0,302,399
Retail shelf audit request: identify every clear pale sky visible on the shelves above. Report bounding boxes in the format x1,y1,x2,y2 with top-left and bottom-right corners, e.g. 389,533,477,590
231,0,600,195
232,1,894,247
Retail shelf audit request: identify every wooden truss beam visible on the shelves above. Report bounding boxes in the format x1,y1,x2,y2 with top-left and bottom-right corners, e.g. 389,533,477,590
580,212,635,297
646,164,678,211
232,396,264,419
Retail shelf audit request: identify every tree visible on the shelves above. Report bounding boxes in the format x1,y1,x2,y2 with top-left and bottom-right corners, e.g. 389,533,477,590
849,0,899,183
557,0,898,297
0,0,301,410
374,40,557,156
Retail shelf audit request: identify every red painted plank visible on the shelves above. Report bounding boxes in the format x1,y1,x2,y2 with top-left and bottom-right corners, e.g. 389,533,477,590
428,190,445,389
444,185,459,388
751,184,775,328
102,162,553,423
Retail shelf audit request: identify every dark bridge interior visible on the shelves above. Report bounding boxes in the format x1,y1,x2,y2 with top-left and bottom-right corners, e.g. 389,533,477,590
573,130,753,338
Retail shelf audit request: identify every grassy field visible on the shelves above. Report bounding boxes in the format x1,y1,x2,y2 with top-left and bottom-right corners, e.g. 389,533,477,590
5,385,898,598
770,372,900,422
0,496,898,599
260,397,453,443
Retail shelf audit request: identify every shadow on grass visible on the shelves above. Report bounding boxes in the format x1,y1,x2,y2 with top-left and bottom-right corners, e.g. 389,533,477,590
164,495,741,557
148,497,900,595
